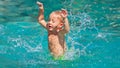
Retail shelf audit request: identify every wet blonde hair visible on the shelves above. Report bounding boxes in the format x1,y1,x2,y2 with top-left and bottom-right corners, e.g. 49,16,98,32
49,10,65,23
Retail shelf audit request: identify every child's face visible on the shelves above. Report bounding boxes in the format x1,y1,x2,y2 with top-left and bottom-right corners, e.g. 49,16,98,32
47,13,62,31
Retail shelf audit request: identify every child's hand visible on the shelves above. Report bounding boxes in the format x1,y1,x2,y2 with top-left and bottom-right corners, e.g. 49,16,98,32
61,9,68,18
37,1,44,9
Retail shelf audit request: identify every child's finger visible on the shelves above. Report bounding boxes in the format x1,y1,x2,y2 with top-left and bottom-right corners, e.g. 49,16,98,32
37,1,43,6
61,8,66,11
61,9,67,13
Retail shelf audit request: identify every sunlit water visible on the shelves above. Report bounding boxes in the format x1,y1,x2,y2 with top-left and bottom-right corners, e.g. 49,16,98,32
0,0,120,68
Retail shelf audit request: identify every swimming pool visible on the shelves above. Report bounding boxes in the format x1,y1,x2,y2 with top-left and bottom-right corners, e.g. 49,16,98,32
0,0,120,68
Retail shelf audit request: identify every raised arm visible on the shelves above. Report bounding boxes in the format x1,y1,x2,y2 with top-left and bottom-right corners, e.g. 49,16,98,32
61,9,70,33
63,17,70,33
37,1,47,28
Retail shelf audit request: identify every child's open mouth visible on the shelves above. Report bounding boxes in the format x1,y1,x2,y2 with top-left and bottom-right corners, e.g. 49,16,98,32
48,25,52,28
49,25,52,28
48,24,54,31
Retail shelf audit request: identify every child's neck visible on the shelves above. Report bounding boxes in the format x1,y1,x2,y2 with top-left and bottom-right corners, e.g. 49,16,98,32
48,30,58,35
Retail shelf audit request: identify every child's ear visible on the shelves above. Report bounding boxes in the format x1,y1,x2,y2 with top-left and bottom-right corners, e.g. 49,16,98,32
59,23,64,27
60,9,68,18
56,23,64,32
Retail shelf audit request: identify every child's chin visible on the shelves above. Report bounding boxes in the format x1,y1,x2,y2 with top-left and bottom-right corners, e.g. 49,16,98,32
48,28,53,31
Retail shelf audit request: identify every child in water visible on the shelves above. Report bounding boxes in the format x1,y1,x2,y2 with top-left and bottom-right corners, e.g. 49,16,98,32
37,1,70,59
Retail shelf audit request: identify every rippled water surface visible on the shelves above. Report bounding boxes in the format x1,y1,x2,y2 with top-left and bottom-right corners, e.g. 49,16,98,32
0,0,120,68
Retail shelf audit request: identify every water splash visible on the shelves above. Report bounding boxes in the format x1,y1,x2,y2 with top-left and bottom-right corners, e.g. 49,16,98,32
61,0,109,60
6,35,44,53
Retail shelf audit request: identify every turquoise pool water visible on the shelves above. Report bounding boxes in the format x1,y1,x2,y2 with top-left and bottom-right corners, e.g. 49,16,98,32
0,0,120,68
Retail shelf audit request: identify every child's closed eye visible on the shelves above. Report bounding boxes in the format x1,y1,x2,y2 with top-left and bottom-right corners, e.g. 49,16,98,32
52,19,55,23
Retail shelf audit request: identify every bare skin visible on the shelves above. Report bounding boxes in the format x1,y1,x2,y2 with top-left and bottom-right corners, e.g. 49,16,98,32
37,1,70,58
